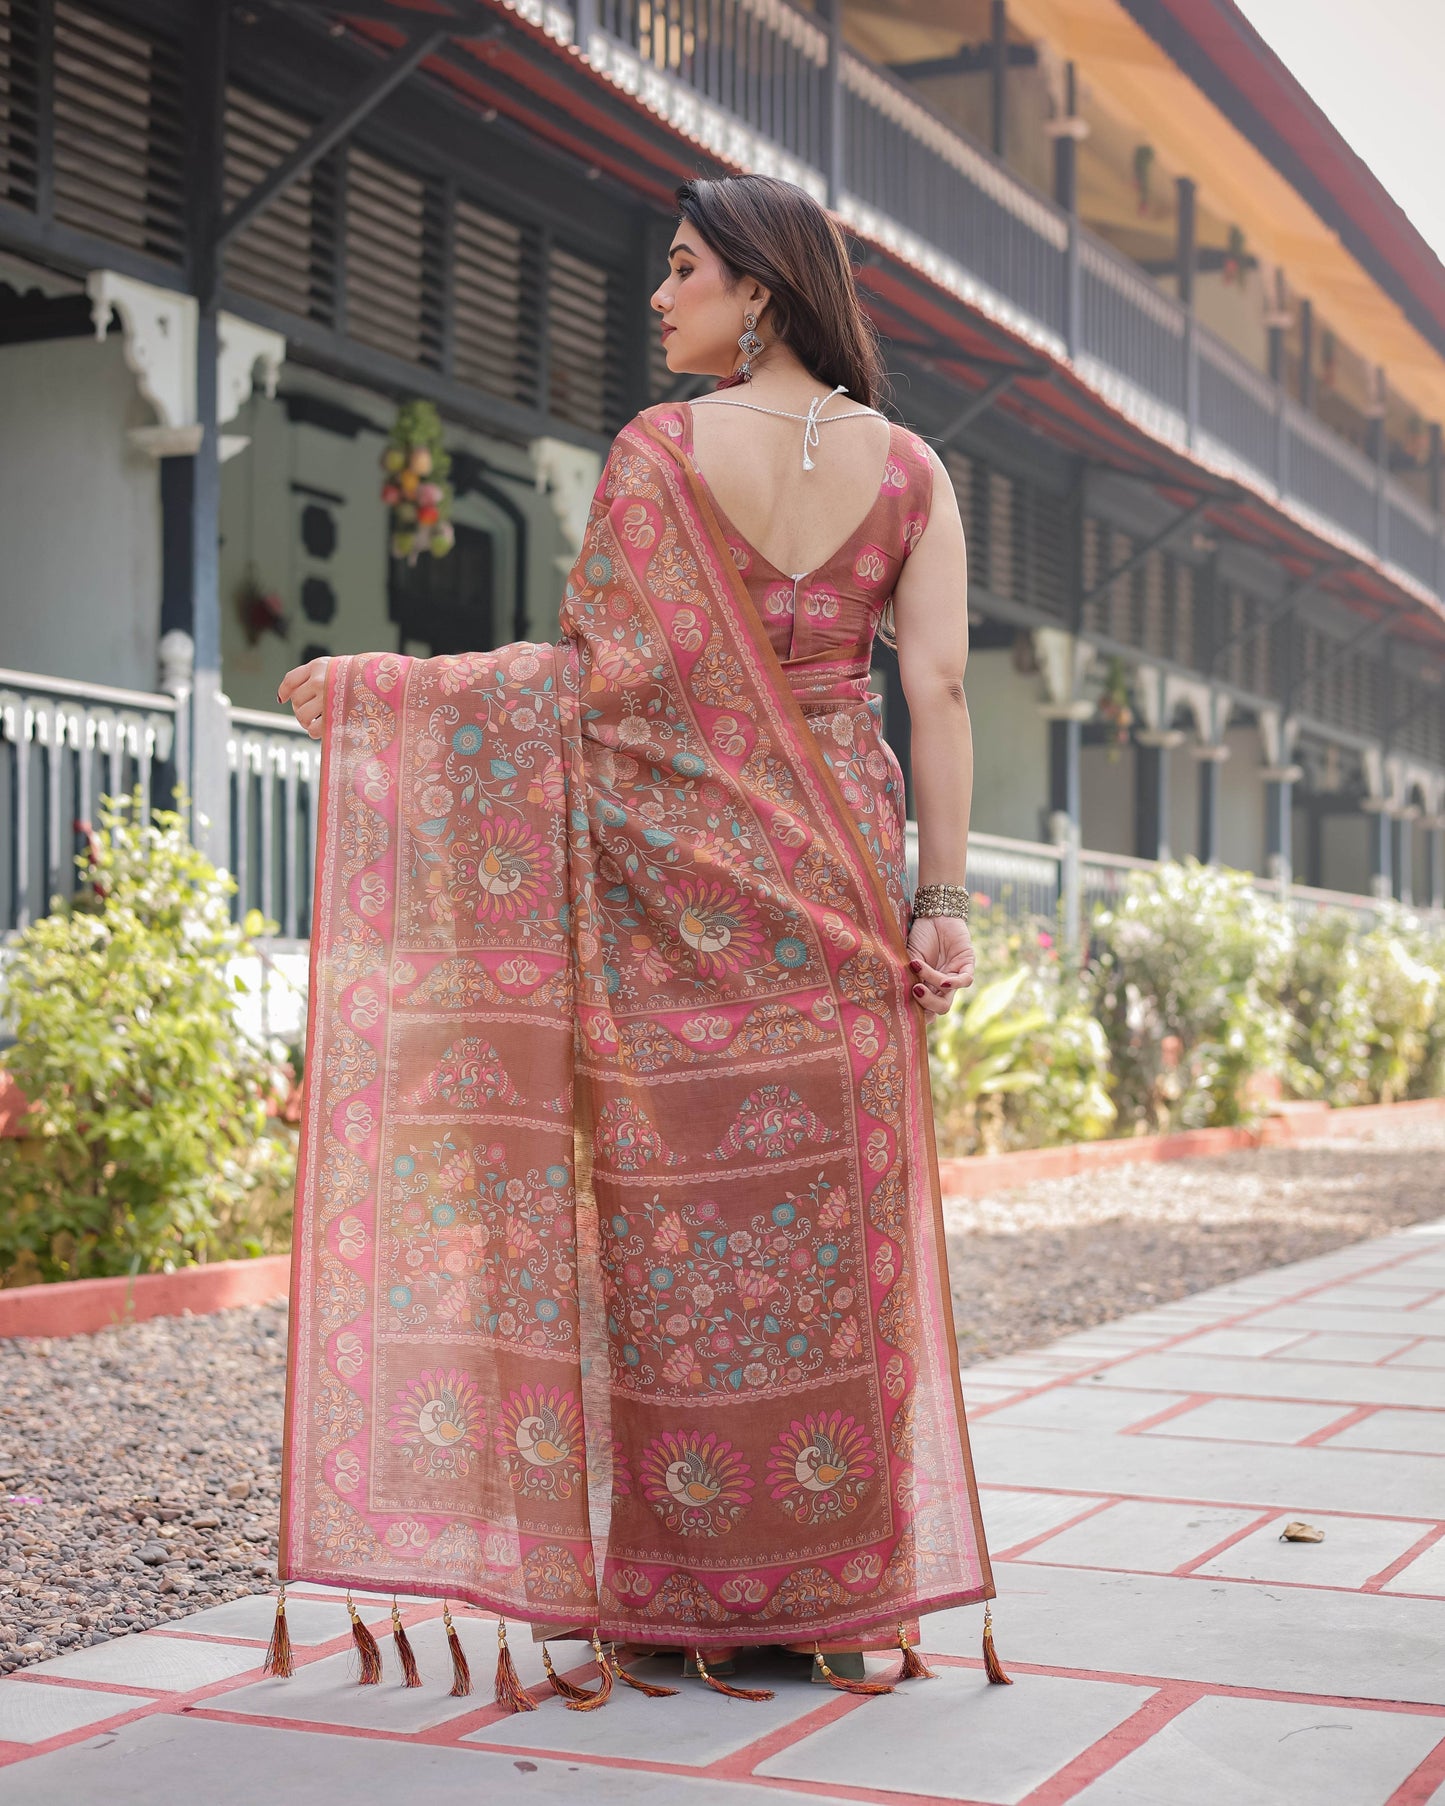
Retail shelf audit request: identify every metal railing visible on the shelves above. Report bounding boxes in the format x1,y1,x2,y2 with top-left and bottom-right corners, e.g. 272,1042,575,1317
0,673,319,938
575,0,1445,603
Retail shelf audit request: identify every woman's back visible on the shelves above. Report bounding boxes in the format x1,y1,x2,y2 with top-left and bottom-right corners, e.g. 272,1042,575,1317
684,392,895,580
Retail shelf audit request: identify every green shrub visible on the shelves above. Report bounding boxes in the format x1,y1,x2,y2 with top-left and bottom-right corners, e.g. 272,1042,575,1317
0,796,296,1284
1090,858,1294,1132
929,914,1115,1155
1284,911,1374,1105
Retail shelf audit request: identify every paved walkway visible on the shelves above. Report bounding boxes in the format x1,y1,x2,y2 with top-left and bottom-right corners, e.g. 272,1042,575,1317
2,1218,1443,1805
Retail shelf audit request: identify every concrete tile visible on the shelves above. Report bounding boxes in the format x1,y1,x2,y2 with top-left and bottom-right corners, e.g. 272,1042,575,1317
756,1665,1153,1804
1017,1500,1262,1574
980,1388,1190,1437
924,1567,1445,1704
974,1419,1445,1518
1276,1331,1419,1364
1174,1327,1308,1357
1,1714,826,1806
1070,1694,1444,1806
1312,1283,1444,1307
1085,1350,1445,1410
1249,1305,1445,1340
29,1633,263,1691
962,1381,1032,1407
166,1593,393,1646
1197,1512,1437,1590
1385,1537,1445,1596
464,1648,819,1765
1323,1408,1445,1454
1140,1397,1354,1444
0,1679,153,1745
980,1488,1107,1554
1386,1340,1445,1368
216,1612,546,1732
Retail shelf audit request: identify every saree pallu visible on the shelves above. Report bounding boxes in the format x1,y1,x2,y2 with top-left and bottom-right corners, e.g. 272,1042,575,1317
280,411,995,1646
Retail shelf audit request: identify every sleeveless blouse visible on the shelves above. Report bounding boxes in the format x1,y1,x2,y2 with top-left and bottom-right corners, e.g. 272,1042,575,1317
644,400,936,928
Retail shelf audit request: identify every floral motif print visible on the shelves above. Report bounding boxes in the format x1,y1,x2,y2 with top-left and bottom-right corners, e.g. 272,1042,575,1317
497,1386,585,1500
599,1176,864,1396
665,877,765,976
640,1429,752,1536
454,817,555,922
408,1037,524,1110
709,1084,840,1161
388,1368,485,1480
767,1411,877,1524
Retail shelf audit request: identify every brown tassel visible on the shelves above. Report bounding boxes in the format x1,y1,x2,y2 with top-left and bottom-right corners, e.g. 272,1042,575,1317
556,1635,614,1712
493,1617,539,1713
692,1646,775,1701
443,1603,471,1697
262,1586,293,1679
814,1643,894,1696
391,1600,422,1688
542,1640,598,1704
982,1604,1012,1686
347,1594,383,1686
895,1622,935,1681
608,1642,679,1698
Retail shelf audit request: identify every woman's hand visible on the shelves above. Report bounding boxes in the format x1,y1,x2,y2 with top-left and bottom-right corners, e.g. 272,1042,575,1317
278,657,331,739
906,914,975,1016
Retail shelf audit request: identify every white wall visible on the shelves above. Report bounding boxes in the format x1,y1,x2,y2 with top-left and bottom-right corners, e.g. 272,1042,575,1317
0,334,160,691
1080,740,1133,855
965,646,1050,841
218,370,573,715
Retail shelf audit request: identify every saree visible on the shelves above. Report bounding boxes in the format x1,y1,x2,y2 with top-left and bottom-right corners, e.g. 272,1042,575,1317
279,405,995,1652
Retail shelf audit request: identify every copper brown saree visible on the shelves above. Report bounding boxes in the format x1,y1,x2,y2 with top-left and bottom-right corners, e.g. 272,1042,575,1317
279,406,995,1659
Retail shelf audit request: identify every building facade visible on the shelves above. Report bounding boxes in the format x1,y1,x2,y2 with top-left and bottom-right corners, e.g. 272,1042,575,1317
3,0,1445,940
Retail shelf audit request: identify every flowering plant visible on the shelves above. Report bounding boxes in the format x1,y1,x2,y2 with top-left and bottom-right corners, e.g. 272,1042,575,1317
381,399,455,563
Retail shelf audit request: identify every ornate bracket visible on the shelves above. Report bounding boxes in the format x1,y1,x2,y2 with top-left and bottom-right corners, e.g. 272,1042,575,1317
1032,627,1096,720
87,270,286,463
530,436,604,568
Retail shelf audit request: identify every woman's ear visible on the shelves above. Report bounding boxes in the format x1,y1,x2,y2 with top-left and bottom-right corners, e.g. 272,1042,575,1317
742,276,772,320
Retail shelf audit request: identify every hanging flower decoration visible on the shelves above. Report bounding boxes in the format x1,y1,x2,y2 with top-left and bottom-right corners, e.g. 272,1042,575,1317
1405,414,1428,465
236,570,289,646
1096,657,1134,762
381,399,455,563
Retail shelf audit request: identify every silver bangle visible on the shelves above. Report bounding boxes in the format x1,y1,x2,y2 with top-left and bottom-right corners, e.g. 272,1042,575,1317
910,882,970,921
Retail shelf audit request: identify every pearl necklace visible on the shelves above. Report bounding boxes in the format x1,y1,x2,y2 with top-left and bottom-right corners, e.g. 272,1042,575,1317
692,383,878,469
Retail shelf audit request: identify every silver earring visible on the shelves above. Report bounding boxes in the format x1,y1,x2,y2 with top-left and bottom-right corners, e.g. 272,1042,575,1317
735,312,764,382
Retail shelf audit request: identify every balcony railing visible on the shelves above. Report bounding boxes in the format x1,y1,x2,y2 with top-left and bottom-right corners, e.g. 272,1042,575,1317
0,671,319,939
573,0,1445,604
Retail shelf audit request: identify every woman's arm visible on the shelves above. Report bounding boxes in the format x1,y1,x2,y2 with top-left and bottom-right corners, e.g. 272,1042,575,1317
889,443,974,1016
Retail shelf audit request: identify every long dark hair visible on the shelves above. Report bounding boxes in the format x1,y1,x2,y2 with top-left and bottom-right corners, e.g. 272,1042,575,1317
675,175,889,410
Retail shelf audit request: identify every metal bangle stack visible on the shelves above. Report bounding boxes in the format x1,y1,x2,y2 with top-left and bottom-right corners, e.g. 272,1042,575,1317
909,883,971,922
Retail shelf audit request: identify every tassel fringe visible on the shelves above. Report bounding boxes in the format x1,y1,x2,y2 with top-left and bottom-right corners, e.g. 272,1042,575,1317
814,1644,894,1696
895,1623,935,1681
692,1647,774,1701
262,1586,293,1679
982,1604,1012,1686
443,1603,472,1697
347,1594,383,1686
391,1600,422,1688
542,1641,599,1704
608,1642,679,1697
561,1637,615,1712
494,1618,539,1713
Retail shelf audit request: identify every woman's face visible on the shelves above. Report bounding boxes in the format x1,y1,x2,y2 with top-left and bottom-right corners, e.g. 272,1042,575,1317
650,227,769,378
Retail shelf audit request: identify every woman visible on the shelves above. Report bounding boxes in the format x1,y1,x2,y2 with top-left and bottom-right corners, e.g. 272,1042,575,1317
273,174,1000,1707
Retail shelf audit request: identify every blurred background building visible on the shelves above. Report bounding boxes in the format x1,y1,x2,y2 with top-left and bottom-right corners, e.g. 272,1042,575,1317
4,0,1445,944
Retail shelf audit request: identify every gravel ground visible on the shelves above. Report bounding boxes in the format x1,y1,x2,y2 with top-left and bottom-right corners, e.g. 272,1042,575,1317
946,1112,1445,1361
0,1302,285,1675
2,1113,1443,1672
